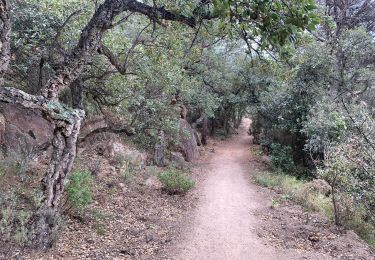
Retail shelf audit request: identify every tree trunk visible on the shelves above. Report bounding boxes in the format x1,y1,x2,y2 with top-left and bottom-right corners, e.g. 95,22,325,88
0,0,197,249
0,0,10,85
71,78,84,109
0,87,85,249
154,130,166,166
31,114,83,249
201,115,209,146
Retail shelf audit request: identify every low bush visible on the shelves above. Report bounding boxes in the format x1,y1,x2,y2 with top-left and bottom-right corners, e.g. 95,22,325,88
157,169,195,194
0,150,30,180
253,170,375,248
121,161,135,184
90,209,107,236
0,150,44,246
0,190,37,245
112,154,136,183
66,171,93,211
253,171,333,216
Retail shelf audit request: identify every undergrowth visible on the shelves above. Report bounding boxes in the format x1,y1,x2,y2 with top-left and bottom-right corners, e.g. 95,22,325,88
66,170,93,212
253,171,333,216
0,151,42,246
253,171,375,248
158,168,195,194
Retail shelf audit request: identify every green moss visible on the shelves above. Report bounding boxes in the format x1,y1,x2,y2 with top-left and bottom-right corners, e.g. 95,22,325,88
46,100,82,122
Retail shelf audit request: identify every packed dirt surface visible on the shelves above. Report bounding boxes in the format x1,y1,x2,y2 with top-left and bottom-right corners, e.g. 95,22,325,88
170,118,374,260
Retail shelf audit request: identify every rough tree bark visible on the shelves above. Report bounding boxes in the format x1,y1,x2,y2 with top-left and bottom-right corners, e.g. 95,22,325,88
0,87,85,248
201,115,209,146
0,0,10,85
154,130,166,166
40,0,196,101
70,78,84,109
0,0,198,250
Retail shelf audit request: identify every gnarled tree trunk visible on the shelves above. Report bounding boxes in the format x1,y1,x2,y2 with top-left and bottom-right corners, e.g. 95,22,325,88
30,113,84,248
0,87,85,249
0,0,10,85
0,0,197,249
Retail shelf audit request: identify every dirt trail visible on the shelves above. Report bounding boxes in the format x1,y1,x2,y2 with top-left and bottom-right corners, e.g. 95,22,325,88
171,118,330,260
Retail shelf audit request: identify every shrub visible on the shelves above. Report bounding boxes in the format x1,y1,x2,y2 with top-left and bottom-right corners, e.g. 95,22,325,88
253,171,333,216
66,171,93,211
111,154,136,183
0,150,30,180
90,209,107,236
302,100,347,155
121,161,135,184
0,191,34,245
157,169,195,194
270,143,296,174
253,170,374,248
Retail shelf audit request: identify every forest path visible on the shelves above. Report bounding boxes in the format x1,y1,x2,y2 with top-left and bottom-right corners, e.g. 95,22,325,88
171,118,330,260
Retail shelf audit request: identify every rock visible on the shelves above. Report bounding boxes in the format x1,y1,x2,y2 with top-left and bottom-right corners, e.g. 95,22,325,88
120,248,135,256
0,103,53,155
308,233,320,242
193,130,202,146
145,233,154,243
179,119,199,162
170,152,186,169
145,175,161,188
103,141,126,158
98,139,147,171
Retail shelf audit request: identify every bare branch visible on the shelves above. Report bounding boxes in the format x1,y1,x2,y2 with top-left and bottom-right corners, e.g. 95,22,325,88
126,1,196,28
99,22,151,75
0,87,45,109
53,10,82,46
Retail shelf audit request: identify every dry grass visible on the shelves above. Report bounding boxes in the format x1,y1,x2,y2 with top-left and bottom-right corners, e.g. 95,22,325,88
252,171,375,248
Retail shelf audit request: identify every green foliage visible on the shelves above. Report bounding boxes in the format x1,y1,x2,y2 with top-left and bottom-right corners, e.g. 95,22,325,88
253,171,333,216
318,132,375,227
302,99,347,154
3,0,374,250
66,171,93,211
90,209,107,236
0,190,38,246
213,0,319,48
270,143,296,174
249,12,375,247
157,169,195,194
0,150,30,177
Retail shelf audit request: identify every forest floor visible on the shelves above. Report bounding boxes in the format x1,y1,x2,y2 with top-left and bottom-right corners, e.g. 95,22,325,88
2,119,374,259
